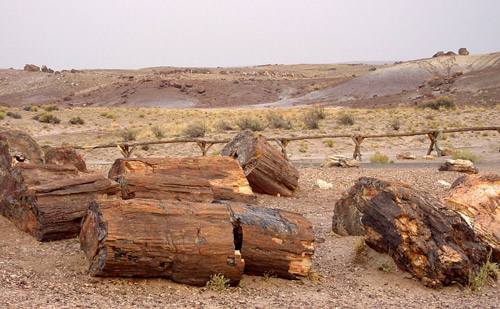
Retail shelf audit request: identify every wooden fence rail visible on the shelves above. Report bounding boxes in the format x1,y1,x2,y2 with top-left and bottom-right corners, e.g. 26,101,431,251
61,126,500,160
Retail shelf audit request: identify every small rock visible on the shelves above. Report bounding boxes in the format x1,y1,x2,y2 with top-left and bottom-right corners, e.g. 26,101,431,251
458,48,469,56
439,159,478,174
396,152,416,160
321,155,359,168
24,64,40,72
316,179,333,190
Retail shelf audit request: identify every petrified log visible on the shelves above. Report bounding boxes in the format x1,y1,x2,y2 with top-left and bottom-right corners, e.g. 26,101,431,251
108,156,255,203
0,127,44,164
79,199,245,286
332,177,487,288
439,159,478,174
118,173,214,202
44,146,87,172
0,163,120,241
220,201,314,279
0,135,11,182
443,174,500,261
321,155,359,168
221,130,299,197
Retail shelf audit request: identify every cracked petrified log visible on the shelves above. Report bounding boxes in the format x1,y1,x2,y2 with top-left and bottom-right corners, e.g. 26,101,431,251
0,127,45,164
118,173,214,202
221,130,299,197
0,135,11,183
220,201,315,279
79,199,245,286
0,163,120,241
108,156,255,203
443,174,500,261
44,146,87,172
439,159,478,174
332,177,487,288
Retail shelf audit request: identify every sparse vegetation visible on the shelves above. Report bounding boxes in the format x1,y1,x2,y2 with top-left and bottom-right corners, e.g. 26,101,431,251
42,104,59,112
451,149,481,163
69,116,85,125
302,110,320,129
183,121,206,137
236,115,266,131
151,125,165,139
0,112,5,120
353,238,369,263
214,119,233,132
23,106,39,112
376,260,394,273
263,271,277,282
266,111,292,129
337,111,355,126
6,111,21,119
120,128,139,141
34,112,60,124
100,112,117,120
307,269,323,284
465,250,499,293
299,144,308,153
390,117,401,130
370,152,389,163
205,274,230,292
420,96,456,110
324,139,334,148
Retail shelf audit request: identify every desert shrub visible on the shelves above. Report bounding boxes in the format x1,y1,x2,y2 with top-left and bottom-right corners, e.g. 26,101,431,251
389,117,401,130
120,128,138,141
376,260,395,273
299,144,308,153
451,150,481,163
420,96,456,110
265,111,292,129
337,111,355,126
206,274,230,292
34,112,60,124
324,139,334,148
100,112,117,120
138,112,145,118
6,111,21,119
311,105,326,119
183,121,206,137
302,110,320,129
23,106,38,112
214,119,233,132
151,125,165,139
235,116,266,131
465,250,499,293
0,112,5,120
42,104,59,112
370,152,389,163
69,116,85,125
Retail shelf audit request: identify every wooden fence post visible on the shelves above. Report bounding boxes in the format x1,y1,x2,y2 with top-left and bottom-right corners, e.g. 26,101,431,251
275,139,290,157
195,141,214,156
351,135,365,161
117,144,136,158
426,131,442,156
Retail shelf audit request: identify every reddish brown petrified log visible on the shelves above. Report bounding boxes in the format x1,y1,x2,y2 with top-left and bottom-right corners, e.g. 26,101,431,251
443,174,500,261
0,135,11,182
79,199,245,286
0,163,120,241
44,146,87,172
118,173,214,202
332,177,487,288
220,130,299,197
0,127,44,164
108,156,255,203
221,201,315,279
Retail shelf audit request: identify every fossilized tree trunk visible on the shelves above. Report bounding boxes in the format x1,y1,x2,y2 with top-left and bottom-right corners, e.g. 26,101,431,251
0,135,11,182
0,128,44,164
332,177,487,288
79,199,245,286
108,156,255,203
220,130,299,197
43,146,88,172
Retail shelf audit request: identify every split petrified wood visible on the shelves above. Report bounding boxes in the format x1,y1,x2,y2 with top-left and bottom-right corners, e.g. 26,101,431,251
220,201,314,279
79,199,245,286
108,156,255,203
332,177,487,288
118,173,214,202
0,127,45,164
0,163,120,241
220,130,299,197
443,174,500,261
44,146,88,172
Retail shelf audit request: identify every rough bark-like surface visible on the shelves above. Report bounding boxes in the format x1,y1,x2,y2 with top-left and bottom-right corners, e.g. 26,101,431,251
108,156,255,203
332,177,487,288
44,146,88,172
79,199,245,286
443,174,500,261
118,173,214,202
0,135,11,183
439,159,478,174
0,163,120,241
220,130,299,197
321,155,359,168
219,201,314,279
0,127,44,164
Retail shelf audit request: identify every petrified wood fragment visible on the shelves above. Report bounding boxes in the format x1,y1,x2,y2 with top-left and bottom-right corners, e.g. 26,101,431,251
44,146,87,172
443,174,500,261
0,163,120,241
108,156,255,203
332,177,487,288
439,159,478,174
0,127,44,164
221,202,315,279
0,135,11,182
79,199,245,286
221,130,299,197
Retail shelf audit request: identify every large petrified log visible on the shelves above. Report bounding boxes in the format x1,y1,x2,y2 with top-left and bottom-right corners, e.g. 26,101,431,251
220,201,315,279
0,135,11,182
0,127,44,164
108,156,255,203
220,130,299,197
79,199,245,286
118,173,214,202
44,146,88,172
0,163,120,241
332,177,487,288
443,174,500,261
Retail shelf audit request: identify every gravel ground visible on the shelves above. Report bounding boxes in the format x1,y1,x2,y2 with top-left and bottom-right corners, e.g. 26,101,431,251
1,165,500,308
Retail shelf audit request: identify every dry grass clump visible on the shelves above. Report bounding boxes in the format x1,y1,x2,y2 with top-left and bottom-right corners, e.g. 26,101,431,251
265,111,292,129
69,116,84,125
205,274,230,292
22,106,38,112
0,112,5,120
120,128,139,141
451,149,481,162
33,112,60,124
100,112,117,120
465,250,499,293
337,111,355,126
183,121,206,137
42,104,59,112
420,96,456,110
302,111,320,129
389,117,401,131
236,115,266,131
370,152,389,163
6,111,22,119
214,119,233,132
151,125,165,139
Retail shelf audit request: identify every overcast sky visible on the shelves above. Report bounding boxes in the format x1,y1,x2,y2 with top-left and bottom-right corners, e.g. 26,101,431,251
1,1,499,70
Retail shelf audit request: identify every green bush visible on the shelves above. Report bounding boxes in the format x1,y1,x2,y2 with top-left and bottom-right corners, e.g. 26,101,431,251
42,104,59,112
0,112,5,120
324,139,334,148
23,106,38,112
236,116,266,131
370,152,389,163
337,111,355,126
69,116,85,125
420,96,456,110
183,121,206,137
206,274,230,292
34,113,60,124
265,111,292,129
120,128,138,141
451,150,481,163
6,111,21,119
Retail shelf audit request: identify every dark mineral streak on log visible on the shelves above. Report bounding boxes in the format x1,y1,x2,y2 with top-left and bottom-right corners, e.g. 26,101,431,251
0,127,45,164
118,173,214,202
333,177,487,288
0,163,120,241
218,201,314,279
108,156,255,203
220,130,299,197
43,146,88,172
79,199,244,286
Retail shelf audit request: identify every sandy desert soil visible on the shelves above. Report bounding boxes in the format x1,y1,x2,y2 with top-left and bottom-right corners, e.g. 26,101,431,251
1,165,500,308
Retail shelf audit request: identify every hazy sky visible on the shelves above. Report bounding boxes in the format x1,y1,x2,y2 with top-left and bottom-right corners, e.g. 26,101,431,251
1,1,499,70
